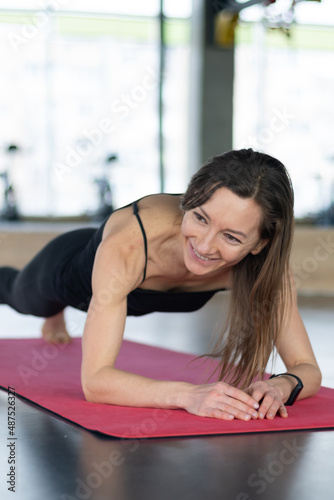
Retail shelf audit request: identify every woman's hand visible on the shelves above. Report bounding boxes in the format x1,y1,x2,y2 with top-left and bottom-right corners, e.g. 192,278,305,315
184,381,260,421
244,380,288,420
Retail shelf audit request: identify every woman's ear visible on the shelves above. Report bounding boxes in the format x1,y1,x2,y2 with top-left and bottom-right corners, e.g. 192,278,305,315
251,239,269,256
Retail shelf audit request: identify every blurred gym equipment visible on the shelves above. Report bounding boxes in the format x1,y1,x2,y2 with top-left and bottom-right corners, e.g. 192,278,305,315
0,144,20,221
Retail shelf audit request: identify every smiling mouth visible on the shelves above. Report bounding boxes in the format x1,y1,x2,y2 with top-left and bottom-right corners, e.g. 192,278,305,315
190,242,218,262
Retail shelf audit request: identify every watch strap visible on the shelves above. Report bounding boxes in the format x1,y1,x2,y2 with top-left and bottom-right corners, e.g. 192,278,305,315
269,373,304,406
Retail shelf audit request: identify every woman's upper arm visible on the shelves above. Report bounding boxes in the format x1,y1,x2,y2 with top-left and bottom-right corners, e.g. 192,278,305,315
81,230,144,389
276,271,319,371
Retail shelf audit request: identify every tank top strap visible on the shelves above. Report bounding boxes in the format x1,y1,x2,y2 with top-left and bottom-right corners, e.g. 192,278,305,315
132,201,148,284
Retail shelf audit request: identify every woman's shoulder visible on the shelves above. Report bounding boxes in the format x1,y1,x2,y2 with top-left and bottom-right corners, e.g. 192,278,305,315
95,193,183,290
138,193,182,212
102,193,182,241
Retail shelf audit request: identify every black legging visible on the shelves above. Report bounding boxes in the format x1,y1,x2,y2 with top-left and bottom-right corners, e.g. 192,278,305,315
0,226,102,318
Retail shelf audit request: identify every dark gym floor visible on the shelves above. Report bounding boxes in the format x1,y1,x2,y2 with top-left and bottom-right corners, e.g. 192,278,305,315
0,294,333,500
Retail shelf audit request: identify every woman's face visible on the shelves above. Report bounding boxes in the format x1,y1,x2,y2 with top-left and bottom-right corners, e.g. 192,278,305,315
181,187,267,276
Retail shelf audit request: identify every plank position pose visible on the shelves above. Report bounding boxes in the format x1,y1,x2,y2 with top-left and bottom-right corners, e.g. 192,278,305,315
0,149,321,421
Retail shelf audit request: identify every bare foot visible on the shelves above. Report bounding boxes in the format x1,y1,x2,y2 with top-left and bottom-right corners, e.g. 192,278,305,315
42,310,71,344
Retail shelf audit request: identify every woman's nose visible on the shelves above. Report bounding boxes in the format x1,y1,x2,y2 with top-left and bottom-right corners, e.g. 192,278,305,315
196,231,216,254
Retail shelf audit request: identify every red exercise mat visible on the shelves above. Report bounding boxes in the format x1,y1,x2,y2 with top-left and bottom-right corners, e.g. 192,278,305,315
0,338,333,438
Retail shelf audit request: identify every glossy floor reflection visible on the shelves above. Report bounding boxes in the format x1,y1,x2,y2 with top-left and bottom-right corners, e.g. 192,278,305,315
0,294,333,500
0,391,333,500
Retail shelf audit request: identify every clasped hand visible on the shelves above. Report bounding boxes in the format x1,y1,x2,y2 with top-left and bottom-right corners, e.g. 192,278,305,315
245,380,288,420
185,380,288,421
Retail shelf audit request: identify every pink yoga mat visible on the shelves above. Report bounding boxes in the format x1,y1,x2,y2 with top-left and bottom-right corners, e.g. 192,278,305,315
0,338,333,438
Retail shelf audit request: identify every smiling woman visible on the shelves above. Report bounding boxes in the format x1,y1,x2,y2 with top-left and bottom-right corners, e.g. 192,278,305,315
181,187,266,274
0,149,321,422
180,150,297,383
182,152,295,394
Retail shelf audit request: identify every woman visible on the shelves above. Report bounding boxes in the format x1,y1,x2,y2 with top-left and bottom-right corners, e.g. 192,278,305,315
0,149,321,421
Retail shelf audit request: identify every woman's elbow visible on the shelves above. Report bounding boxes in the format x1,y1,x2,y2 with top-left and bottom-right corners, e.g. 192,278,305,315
82,379,96,403
306,365,322,398
314,366,322,392
81,375,103,403
81,369,116,404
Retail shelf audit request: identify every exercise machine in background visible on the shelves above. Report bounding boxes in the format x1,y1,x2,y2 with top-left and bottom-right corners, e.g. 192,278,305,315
0,144,20,221
91,153,118,221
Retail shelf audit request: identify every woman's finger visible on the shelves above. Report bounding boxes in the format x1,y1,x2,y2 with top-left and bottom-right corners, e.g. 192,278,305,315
259,397,284,419
258,393,276,418
220,383,260,410
223,396,259,419
209,408,235,421
215,401,258,421
247,387,266,404
278,405,288,418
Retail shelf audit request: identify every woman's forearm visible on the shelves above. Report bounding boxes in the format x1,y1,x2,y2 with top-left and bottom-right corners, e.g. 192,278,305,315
82,366,262,421
82,366,192,409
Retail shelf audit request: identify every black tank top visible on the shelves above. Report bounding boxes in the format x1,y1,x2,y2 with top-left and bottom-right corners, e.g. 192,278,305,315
65,197,225,315
127,199,224,316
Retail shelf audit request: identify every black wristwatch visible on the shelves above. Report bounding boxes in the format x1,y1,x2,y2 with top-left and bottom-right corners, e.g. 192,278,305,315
269,373,304,406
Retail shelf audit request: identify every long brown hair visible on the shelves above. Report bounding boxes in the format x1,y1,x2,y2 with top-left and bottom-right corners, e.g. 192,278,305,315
180,149,294,387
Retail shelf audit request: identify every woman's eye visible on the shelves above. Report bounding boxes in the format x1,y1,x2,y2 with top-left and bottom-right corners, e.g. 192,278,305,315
225,234,240,244
194,212,206,223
